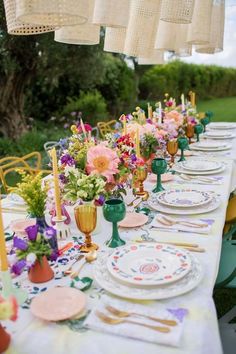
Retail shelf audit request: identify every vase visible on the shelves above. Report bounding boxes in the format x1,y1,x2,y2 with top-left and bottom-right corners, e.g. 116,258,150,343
0,324,11,353
28,256,54,283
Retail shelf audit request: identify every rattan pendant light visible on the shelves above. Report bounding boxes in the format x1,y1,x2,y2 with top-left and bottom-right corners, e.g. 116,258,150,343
160,0,195,24
104,27,127,54
54,0,100,45
187,0,213,45
138,50,165,65
195,0,225,54
15,0,88,27
93,0,130,28
3,0,55,35
155,21,177,51
124,0,161,57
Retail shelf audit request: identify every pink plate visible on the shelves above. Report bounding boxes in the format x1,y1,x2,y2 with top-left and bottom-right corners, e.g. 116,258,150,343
118,212,148,228
30,287,87,322
148,173,174,183
10,219,36,236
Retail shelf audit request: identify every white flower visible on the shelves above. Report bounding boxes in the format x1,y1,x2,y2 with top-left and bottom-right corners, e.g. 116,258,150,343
7,253,17,266
64,165,80,177
26,253,37,267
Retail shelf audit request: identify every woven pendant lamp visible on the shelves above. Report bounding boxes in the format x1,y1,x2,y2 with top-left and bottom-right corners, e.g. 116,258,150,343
15,0,88,27
155,21,178,51
3,0,55,35
124,0,161,58
54,0,100,45
195,0,225,54
174,24,192,57
104,27,126,53
138,51,165,65
93,0,130,28
187,0,213,45
160,0,195,24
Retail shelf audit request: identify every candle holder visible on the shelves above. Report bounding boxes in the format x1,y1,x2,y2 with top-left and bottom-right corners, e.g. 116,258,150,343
52,216,70,240
133,166,148,197
151,158,167,193
194,124,203,142
177,136,189,162
103,199,126,248
0,270,28,305
167,139,178,166
185,124,195,144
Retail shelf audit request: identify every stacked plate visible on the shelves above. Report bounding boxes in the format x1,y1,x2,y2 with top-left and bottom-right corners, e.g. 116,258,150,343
173,158,226,175
203,130,236,140
148,188,220,215
208,122,236,130
190,141,231,152
94,244,203,300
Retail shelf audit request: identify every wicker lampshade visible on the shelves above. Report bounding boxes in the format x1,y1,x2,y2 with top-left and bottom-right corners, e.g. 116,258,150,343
187,0,213,45
155,21,177,51
195,0,225,54
93,0,130,27
138,51,165,65
3,0,55,35
15,0,88,27
174,24,192,57
104,27,126,53
124,0,161,57
54,0,100,45
160,0,195,24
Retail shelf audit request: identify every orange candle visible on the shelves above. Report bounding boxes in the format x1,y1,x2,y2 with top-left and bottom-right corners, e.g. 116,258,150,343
0,195,8,271
50,148,62,220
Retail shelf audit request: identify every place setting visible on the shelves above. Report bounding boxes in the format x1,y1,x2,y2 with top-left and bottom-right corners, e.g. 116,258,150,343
203,130,236,140
189,141,231,152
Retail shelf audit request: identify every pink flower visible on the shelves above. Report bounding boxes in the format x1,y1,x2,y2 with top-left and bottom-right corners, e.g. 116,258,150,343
86,144,120,182
155,129,168,139
164,110,184,128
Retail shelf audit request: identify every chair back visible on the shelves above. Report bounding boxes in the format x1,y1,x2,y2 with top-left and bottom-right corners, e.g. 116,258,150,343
215,238,236,288
97,120,117,139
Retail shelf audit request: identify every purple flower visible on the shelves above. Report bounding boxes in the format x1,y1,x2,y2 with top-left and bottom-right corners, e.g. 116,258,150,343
59,173,68,184
94,195,105,206
131,154,137,162
13,237,28,251
25,224,38,241
146,118,153,124
49,250,59,262
60,154,75,166
11,260,26,275
44,227,57,240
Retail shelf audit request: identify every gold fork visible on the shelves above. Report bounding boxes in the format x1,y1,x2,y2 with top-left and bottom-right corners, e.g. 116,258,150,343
106,305,177,326
95,310,170,333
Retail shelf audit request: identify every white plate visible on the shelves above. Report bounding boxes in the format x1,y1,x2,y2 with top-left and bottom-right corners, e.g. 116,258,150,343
8,193,26,206
181,159,222,172
173,162,226,175
107,243,192,286
190,141,228,149
157,189,213,208
94,249,203,300
148,196,221,215
205,130,233,137
208,122,236,130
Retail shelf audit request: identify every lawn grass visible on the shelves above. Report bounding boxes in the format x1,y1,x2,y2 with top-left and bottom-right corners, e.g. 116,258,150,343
198,97,236,122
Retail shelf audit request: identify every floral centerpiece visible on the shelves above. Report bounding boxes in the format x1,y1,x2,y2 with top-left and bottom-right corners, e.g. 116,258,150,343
0,295,18,353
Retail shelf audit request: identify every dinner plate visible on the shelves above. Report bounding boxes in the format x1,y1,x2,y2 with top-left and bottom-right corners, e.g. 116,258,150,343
190,142,231,152
107,243,191,286
148,196,221,215
173,162,226,175
118,212,148,228
204,131,234,139
208,122,236,130
94,249,203,300
181,159,222,172
30,287,87,322
157,189,213,208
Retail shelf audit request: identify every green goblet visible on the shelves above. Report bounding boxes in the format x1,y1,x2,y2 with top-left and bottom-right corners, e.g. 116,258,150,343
103,199,126,248
151,158,167,193
177,136,189,162
194,123,204,142
200,116,210,133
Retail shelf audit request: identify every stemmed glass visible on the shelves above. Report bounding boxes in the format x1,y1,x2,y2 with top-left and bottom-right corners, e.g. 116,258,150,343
103,199,126,248
167,139,178,166
177,136,189,162
133,166,148,196
74,205,98,252
185,124,195,144
151,158,167,193
194,124,204,142
200,116,210,133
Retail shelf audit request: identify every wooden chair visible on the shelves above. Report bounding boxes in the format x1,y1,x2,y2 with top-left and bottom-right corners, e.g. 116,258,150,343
0,152,51,193
97,120,117,139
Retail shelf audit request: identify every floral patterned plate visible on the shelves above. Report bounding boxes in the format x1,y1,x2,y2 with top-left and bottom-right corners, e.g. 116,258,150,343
106,243,191,286
94,249,203,300
157,189,213,208
181,159,222,172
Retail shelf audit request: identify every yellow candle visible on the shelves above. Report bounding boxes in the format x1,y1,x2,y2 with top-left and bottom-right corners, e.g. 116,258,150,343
192,92,196,107
50,148,62,220
148,103,153,119
0,194,8,271
80,118,87,138
120,114,127,135
136,127,141,158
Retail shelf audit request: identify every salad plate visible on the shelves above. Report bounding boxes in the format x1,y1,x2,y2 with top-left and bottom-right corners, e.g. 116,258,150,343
156,189,213,208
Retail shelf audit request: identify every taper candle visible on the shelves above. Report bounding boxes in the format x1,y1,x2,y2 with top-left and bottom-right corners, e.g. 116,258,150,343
148,103,153,119
158,102,162,125
51,148,62,220
0,194,8,271
120,114,127,135
80,118,87,138
181,93,185,111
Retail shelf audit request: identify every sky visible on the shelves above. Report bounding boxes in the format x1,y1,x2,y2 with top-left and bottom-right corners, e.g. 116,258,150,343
183,1,236,68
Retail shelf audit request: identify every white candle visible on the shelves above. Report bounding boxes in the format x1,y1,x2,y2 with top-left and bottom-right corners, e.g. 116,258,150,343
181,93,185,111
158,102,162,124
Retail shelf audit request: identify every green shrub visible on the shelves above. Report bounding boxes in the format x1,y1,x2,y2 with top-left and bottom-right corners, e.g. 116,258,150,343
0,138,16,157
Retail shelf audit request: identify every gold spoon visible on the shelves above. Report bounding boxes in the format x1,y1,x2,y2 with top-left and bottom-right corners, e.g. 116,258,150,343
64,254,84,275
105,305,177,326
95,310,170,333
127,196,140,207
70,250,97,279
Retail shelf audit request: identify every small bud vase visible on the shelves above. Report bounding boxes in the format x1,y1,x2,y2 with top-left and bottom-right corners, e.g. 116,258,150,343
28,256,54,283
0,324,11,353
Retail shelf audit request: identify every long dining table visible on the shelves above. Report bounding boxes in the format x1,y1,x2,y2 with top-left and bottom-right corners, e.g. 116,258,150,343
2,124,236,354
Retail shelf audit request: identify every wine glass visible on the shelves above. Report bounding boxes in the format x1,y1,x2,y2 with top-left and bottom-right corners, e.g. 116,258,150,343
151,158,167,193
194,124,203,142
167,139,178,166
200,116,210,133
103,199,126,248
177,136,189,162
133,166,148,196
185,124,195,144
74,205,98,252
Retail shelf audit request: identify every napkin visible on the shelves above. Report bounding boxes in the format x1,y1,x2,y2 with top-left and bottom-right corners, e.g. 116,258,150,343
85,295,188,347
150,215,214,234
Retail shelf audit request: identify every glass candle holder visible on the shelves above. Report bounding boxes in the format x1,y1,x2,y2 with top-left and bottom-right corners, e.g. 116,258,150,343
151,158,167,193
74,205,98,253
103,199,126,248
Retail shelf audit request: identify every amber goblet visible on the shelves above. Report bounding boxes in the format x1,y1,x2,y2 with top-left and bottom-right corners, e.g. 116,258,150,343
167,139,178,166
133,166,148,196
186,124,195,144
74,205,98,252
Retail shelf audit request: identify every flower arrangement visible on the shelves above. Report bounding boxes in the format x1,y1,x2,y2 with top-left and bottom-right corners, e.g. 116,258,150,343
14,172,47,218
0,296,18,321
10,224,57,276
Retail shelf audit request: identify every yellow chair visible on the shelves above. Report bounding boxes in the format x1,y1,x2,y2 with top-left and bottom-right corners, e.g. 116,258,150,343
97,120,117,139
223,195,236,235
0,152,51,193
